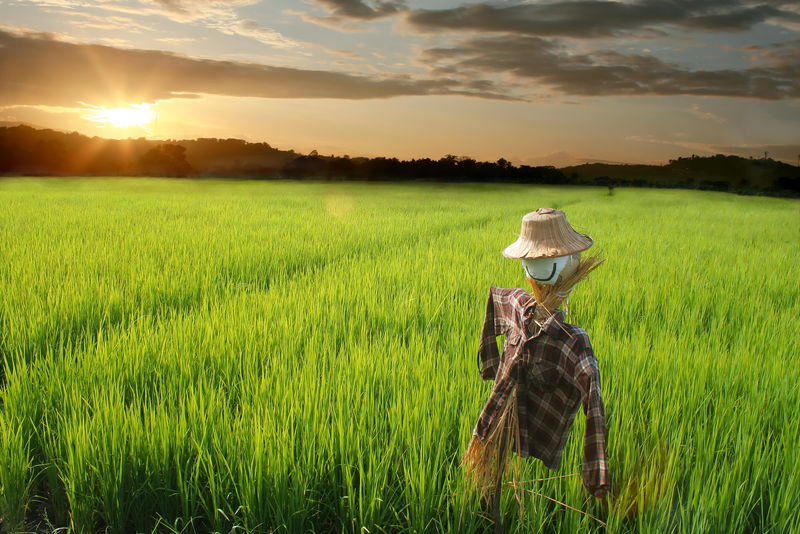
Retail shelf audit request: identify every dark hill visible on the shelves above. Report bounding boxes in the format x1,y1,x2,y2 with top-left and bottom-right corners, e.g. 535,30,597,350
561,154,799,195
1,125,797,196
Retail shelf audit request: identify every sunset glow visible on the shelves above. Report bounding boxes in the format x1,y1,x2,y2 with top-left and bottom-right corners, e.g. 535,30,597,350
83,104,155,130
0,1,798,164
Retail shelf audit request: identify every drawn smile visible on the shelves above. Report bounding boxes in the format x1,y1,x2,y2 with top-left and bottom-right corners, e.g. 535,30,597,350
525,262,557,282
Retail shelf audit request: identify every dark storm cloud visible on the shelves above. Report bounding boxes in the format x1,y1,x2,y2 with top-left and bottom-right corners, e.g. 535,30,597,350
421,36,800,99
313,0,405,20
406,0,800,38
0,30,510,107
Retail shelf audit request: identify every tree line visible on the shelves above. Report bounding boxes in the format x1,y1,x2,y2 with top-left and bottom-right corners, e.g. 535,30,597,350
1,125,797,196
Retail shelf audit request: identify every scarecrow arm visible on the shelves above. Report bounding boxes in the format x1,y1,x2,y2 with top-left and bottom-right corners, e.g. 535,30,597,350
478,287,503,380
575,349,611,499
479,286,528,380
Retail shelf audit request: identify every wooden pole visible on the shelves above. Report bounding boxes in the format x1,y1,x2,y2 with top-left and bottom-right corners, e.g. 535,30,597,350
493,420,510,534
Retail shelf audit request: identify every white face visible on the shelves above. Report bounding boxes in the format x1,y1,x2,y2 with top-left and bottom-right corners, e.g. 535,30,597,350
521,254,580,285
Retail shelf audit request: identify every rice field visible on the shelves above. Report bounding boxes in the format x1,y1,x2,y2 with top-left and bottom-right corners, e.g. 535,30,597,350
0,177,798,534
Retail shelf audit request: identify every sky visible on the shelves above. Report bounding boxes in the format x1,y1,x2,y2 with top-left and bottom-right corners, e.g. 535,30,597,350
0,0,798,166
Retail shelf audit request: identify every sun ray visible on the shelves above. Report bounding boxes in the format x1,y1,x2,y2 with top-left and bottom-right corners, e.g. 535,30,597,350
82,103,156,130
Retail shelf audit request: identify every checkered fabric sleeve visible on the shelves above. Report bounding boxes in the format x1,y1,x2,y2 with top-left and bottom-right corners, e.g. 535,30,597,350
574,343,611,498
478,286,515,380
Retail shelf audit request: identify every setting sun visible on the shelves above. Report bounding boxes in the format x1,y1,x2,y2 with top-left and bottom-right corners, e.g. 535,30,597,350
83,104,155,129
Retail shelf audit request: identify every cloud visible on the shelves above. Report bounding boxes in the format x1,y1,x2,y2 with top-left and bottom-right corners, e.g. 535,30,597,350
21,0,257,23
0,29,510,107
222,19,299,48
748,37,800,68
39,9,154,33
405,1,800,38
135,0,303,48
294,0,405,31
140,0,257,23
405,2,800,101
24,0,301,48
156,37,198,44
625,134,718,154
313,0,405,20
689,104,726,122
420,35,800,100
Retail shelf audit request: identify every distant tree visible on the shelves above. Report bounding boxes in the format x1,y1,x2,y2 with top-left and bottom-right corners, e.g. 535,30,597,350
282,155,326,177
139,144,193,176
33,138,68,173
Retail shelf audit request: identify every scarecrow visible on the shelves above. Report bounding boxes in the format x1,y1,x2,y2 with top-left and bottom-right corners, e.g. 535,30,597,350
463,208,610,530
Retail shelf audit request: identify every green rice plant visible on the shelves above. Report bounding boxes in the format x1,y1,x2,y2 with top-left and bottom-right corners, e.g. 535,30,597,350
0,415,34,533
59,411,96,533
0,178,798,533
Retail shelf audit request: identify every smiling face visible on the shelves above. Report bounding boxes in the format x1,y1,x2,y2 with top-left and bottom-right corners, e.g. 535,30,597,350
521,253,581,285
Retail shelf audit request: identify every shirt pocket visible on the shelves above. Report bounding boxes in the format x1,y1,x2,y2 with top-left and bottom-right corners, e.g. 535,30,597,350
526,354,562,391
502,330,522,356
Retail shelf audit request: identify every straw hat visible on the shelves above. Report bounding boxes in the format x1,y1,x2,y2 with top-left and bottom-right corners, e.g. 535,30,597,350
503,207,593,259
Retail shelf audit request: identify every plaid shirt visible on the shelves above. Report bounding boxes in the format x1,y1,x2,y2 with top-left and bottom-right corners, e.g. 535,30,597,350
474,286,610,498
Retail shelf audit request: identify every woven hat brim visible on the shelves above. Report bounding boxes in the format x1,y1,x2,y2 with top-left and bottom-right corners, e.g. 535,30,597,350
502,234,593,259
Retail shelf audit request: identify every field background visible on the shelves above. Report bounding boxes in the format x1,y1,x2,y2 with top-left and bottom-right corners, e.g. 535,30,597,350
0,178,798,534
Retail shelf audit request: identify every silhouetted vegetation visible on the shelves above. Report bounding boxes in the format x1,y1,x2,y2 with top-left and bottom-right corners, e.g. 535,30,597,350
140,144,193,176
562,154,800,195
1,125,797,196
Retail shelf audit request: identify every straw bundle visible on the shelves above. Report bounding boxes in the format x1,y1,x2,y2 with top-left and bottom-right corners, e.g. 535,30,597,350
527,252,604,323
462,387,519,502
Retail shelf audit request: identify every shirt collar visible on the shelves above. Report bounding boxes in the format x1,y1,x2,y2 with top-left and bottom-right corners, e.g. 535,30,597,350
523,299,569,341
